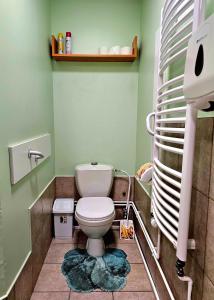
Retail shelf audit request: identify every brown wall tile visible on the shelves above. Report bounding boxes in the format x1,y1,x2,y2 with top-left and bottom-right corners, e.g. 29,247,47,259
30,180,55,289
14,255,33,300
56,176,134,202
209,136,214,200
30,198,44,247
160,149,181,172
32,235,44,288
55,177,79,199
193,118,214,196
7,287,15,300
110,176,134,201
205,198,214,284
189,188,209,270
202,275,214,300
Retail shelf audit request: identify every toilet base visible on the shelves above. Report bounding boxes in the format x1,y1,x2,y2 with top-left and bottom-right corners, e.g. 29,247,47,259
86,238,105,257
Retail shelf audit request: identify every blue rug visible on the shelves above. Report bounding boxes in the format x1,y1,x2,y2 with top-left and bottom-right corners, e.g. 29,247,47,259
61,248,131,292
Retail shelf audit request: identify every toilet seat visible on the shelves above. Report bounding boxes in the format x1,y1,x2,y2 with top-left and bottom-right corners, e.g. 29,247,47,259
76,197,115,221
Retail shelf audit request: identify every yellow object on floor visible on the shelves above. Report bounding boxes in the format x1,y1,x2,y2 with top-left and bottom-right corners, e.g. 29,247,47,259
120,220,135,240
136,162,153,178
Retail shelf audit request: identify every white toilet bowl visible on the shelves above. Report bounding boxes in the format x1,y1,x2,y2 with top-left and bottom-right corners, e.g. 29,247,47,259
75,197,115,257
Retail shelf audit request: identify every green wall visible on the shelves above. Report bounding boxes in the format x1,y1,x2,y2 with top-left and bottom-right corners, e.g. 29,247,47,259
0,0,54,296
51,0,141,175
205,0,214,16
136,0,164,170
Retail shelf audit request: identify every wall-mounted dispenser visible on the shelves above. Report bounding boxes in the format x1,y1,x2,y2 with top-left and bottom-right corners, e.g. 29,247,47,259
184,14,214,111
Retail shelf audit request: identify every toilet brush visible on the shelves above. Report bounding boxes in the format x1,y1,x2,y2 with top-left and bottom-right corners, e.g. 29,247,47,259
114,169,135,240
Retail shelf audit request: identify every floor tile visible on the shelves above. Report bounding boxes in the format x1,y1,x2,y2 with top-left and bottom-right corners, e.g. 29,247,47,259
33,230,154,299
34,264,70,292
202,275,214,300
107,243,142,263
113,292,155,300
70,292,113,299
45,243,77,263
123,264,152,292
31,292,70,300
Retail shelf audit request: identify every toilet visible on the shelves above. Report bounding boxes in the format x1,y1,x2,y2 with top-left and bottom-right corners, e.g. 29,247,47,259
75,163,115,257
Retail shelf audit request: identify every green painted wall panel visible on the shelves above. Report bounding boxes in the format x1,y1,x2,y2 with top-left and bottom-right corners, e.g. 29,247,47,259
0,0,54,296
51,0,141,175
205,0,214,17
136,0,164,170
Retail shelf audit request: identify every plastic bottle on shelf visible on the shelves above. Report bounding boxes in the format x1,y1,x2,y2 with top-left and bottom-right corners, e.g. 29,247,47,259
58,33,64,54
65,32,72,54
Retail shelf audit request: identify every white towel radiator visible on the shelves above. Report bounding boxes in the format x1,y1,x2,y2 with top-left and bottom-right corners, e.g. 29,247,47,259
146,0,206,280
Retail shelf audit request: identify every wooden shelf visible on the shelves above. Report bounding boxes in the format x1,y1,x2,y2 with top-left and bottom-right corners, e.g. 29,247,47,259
51,35,138,62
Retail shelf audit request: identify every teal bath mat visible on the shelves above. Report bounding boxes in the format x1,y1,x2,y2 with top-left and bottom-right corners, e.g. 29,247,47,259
61,248,131,292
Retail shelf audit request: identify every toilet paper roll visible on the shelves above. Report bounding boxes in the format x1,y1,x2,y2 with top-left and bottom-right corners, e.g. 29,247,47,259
109,46,121,55
120,46,132,55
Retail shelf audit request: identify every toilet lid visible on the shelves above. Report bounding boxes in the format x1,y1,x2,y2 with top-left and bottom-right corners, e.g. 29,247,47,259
76,197,115,221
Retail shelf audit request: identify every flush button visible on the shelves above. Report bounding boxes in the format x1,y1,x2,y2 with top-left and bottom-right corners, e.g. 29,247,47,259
91,162,98,165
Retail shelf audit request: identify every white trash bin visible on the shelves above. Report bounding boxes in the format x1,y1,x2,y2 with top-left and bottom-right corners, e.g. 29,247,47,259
53,198,74,239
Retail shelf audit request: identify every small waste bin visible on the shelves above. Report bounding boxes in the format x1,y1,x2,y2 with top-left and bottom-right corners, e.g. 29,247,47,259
53,198,74,238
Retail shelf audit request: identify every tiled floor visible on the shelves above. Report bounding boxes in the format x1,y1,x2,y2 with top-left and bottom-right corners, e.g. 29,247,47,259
31,229,156,300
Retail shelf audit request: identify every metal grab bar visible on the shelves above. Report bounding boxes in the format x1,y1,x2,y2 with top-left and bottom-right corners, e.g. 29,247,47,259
146,112,155,136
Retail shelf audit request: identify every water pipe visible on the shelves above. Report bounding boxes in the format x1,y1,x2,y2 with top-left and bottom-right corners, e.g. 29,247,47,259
114,169,131,223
